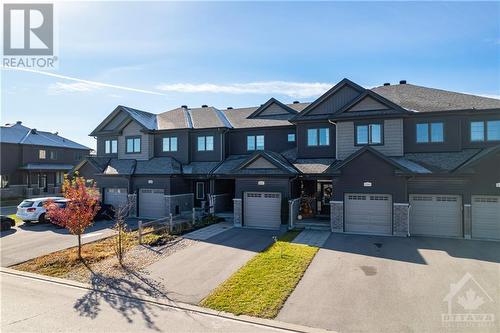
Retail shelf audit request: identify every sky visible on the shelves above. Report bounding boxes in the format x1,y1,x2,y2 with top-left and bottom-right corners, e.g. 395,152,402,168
2,1,499,150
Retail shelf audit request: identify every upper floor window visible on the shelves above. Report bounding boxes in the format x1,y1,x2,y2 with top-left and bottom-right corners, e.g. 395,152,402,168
287,133,296,142
39,149,46,159
247,135,265,151
126,137,141,153
105,139,117,154
197,136,214,151
307,128,329,146
49,151,57,160
356,123,382,145
416,122,444,143
0,175,9,188
471,120,500,142
162,137,178,152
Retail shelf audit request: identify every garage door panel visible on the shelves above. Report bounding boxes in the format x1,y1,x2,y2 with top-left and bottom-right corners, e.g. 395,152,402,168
105,188,128,209
139,188,166,218
345,194,392,235
472,196,500,241
410,194,462,238
244,192,281,230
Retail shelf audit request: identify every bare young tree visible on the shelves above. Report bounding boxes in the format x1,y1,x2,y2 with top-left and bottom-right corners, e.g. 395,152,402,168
113,198,135,265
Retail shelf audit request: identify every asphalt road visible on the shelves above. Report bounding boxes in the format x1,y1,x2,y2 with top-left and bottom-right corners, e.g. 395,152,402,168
0,218,140,267
0,270,291,333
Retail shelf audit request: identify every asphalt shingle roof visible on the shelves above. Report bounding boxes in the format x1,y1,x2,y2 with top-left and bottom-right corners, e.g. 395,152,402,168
103,159,136,175
156,108,190,130
182,161,221,175
372,84,500,112
403,149,482,172
19,163,75,170
135,157,181,175
1,123,90,150
120,106,158,130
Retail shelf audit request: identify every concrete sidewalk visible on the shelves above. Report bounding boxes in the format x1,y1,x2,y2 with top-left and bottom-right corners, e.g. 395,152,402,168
1,268,330,333
292,230,331,247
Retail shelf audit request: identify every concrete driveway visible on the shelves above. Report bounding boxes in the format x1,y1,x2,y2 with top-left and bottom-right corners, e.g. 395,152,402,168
145,227,283,304
0,219,140,266
277,233,500,333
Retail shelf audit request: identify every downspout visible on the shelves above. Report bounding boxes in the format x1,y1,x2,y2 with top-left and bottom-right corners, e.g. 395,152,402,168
288,175,299,229
328,120,337,160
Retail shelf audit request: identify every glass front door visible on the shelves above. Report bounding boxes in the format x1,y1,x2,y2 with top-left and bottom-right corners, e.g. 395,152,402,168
316,181,333,216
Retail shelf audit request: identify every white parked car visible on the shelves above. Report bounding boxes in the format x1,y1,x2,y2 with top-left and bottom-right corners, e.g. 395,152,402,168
16,197,66,223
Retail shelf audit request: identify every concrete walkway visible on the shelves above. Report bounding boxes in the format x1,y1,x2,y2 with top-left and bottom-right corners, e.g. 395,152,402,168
292,230,331,247
183,221,233,240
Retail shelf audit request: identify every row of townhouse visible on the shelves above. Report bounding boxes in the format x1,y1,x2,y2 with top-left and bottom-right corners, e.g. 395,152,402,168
76,79,500,241
0,121,91,198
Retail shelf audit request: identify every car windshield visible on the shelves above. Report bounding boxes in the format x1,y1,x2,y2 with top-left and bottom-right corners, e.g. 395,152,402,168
19,200,34,208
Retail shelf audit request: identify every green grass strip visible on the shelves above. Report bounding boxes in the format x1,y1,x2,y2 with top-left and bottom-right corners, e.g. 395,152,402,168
201,230,319,318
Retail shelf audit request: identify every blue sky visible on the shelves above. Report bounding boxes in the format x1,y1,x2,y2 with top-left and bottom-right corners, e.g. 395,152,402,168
2,1,499,149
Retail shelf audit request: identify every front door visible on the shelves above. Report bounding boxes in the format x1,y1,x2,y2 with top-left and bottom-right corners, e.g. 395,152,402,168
316,182,333,216
38,173,48,192
195,181,207,208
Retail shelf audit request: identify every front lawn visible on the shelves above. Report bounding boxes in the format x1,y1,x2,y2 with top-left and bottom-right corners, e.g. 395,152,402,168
201,230,318,318
8,214,23,225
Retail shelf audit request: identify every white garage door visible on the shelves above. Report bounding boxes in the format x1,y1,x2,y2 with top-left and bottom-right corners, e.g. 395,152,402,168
409,194,462,238
472,196,500,241
104,188,128,210
244,192,281,229
345,193,392,235
139,189,166,218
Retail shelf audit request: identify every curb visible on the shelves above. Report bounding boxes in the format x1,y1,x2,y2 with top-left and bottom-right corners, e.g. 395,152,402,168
1,267,334,333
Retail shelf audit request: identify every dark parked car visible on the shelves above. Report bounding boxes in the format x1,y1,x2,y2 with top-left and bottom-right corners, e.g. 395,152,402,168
1,215,16,231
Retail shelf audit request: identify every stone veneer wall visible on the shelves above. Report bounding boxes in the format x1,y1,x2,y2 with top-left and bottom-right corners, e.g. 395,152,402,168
165,193,193,215
330,201,344,232
0,185,26,199
233,199,242,227
288,198,300,229
463,204,472,239
393,203,409,236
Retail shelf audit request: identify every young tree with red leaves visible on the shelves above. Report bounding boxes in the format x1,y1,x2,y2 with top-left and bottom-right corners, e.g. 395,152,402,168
46,174,100,259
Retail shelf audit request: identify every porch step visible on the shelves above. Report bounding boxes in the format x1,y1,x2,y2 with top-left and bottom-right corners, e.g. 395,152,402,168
294,221,331,231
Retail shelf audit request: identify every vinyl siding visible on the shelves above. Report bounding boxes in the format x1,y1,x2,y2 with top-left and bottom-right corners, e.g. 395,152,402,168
336,118,404,159
349,96,389,112
258,103,291,116
235,178,290,199
296,121,336,158
117,120,152,160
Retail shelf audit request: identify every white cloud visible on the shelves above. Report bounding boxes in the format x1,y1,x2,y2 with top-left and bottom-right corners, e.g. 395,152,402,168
3,67,166,96
155,81,333,98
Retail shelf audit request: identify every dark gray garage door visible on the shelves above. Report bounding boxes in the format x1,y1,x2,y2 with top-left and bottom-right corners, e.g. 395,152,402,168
244,192,281,229
409,194,462,238
344,193,392,235
139,189,166,218
472,195,500,241
104,188,128,210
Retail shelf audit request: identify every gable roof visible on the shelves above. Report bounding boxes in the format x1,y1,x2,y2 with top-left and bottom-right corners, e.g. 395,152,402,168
372,83,500,112
1,122,90,150
330,146,417,175
90,105,157,135
134,157,182,175
221,104,306,129
247,98,298,118
452,145,500,173
328,90,411,120
291,78,365,121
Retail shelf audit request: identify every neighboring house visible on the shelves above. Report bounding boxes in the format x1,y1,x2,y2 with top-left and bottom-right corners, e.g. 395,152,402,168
0,121,91,199
75,79,500,241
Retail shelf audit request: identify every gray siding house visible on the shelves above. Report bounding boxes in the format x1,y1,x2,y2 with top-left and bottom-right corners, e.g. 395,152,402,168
1,122,91,199
76,79,500,241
